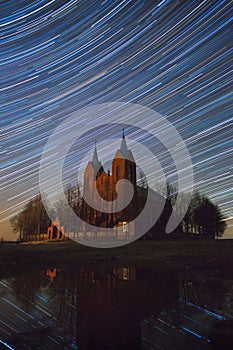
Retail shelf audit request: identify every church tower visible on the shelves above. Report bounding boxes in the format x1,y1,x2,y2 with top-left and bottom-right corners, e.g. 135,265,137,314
112,130,136,188
82,133,137,228
83,144,102,200
82,144,103,225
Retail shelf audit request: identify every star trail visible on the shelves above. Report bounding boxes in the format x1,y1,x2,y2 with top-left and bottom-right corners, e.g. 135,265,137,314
0,0,232,238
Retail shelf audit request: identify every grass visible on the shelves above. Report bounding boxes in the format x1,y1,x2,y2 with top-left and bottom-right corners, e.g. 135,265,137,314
0,239,233,280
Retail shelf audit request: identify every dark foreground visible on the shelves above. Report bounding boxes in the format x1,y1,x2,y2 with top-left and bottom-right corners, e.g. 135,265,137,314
1,239,233,279
0,239,233,349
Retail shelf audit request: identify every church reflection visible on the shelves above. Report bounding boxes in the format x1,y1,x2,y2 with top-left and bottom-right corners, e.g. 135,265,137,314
1,267,232,349
45,266,177,350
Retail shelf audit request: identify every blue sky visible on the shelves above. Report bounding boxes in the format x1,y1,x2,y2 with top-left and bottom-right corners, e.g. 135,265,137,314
1,0,232,239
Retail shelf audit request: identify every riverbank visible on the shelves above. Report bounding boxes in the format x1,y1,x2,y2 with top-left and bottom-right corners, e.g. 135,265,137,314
1,239,233,280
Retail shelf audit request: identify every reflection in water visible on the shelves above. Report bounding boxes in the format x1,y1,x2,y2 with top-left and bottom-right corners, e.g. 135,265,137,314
142,273,233,350
46,267,177,350
46,268,58,282
0,268,232,349
11,272,43,311
82,268,176,349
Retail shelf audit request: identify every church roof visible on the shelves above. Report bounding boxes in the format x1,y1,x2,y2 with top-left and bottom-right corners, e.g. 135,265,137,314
88,132,135,174
126,149,135,162
114,132,135,162
120,132,128,157
91,145,102,170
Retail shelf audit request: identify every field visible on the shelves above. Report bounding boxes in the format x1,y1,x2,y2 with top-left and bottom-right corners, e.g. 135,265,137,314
1,239,233,280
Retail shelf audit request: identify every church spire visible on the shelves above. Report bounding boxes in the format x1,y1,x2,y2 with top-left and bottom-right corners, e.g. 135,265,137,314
120,128,128,157
91,141,100,169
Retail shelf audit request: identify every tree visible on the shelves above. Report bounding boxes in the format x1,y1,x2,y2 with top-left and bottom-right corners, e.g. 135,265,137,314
10,194,50,242
182,192,203,234
137,167,148,189
10,210,26,241
55,183,83,235
193,196,226,238
159,185,227,238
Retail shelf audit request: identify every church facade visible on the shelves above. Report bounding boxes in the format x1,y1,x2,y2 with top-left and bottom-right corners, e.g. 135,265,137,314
80,133,171,240
45,133,140,242
81,133,138,234
46,133,172,241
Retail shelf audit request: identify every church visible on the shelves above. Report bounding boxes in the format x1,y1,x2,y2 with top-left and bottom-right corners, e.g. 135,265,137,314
82,132,137,232
81,132,171,239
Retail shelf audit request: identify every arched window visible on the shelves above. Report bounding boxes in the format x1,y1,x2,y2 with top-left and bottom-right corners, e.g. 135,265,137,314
128,164,132,180
116,165,120,181
85,175,90,189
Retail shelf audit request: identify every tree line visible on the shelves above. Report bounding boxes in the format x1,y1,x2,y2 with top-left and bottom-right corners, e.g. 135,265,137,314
10,183,226,241
10,194,51,242
10,185,83,242
165,186,226,239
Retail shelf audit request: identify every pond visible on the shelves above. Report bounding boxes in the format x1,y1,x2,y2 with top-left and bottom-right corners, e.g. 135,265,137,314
0,266,232,349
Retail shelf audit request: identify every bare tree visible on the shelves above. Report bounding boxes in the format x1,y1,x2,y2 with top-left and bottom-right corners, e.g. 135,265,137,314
10,194,50,242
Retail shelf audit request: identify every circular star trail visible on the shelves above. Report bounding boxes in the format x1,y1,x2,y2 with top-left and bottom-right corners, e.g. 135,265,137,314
0,0,232,238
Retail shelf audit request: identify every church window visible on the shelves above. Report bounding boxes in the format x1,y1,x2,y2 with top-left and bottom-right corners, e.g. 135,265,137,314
123,267,129,280
128,164,132,180
116,165,120,180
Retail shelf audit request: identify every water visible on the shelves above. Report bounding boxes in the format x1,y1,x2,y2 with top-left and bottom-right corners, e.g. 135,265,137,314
0,267,232,349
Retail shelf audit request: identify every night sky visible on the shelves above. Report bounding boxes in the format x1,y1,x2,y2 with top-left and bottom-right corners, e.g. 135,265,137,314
1,0,232,239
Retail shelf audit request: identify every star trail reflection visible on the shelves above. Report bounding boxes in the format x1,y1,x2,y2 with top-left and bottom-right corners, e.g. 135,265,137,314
0,0,232,237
